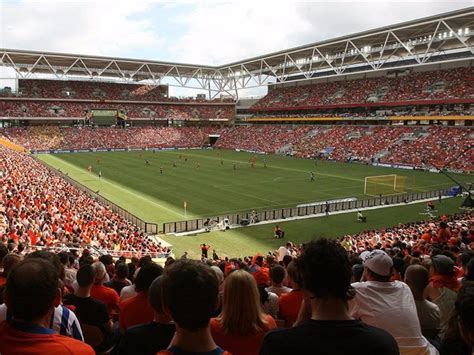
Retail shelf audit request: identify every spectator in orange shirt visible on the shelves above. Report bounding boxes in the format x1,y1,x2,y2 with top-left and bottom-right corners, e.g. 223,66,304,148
210,270,276,355
278,261,304,327
437,221,451,244
119,262,163,332
0,258,94,355
90,261,120,315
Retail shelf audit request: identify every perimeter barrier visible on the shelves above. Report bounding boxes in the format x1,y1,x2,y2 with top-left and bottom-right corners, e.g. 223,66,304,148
163,188,449,234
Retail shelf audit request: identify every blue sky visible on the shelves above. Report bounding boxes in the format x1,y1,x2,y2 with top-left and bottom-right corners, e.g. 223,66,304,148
0,1,471,96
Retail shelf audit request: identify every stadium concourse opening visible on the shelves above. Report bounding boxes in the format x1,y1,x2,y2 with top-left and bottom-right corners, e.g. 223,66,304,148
0,6,473,355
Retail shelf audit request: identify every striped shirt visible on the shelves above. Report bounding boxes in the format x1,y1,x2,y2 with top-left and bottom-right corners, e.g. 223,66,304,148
0,304,84,341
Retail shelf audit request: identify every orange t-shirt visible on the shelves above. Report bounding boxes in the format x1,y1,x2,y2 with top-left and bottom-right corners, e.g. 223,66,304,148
119,291,154,332
210,314,276,355
278,289,304,327
91,284,120,314
0,275,7,286
0,321,94,355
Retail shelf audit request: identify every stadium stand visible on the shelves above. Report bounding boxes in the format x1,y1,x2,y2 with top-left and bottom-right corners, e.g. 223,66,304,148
0,126,218,151
2,125,472,172
0,146,167,257
251,67,474,111
214,125,474,172
1,79,232,103
0,101,234,120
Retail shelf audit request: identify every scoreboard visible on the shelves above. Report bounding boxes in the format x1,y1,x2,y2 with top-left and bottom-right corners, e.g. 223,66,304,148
90,109,117,125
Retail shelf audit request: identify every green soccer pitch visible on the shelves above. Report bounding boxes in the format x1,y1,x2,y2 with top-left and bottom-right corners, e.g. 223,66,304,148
37,149,471,258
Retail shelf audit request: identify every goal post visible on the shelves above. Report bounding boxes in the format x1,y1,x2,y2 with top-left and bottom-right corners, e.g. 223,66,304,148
364,174,407,196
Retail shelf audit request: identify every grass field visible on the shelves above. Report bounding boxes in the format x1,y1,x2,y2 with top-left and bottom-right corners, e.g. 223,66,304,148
37,149,471,257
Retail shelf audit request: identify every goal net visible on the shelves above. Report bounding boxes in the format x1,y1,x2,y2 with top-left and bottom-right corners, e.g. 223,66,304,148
364,174,407,196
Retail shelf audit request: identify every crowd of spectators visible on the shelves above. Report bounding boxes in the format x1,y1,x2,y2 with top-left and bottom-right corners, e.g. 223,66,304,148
0,146,167,257
0,126,225,151
0,100,234,120
214,125,313,153
252,67,473,110
1,124,472,171
381,126,474,172
214,125,473,172
0,79,234,104
0,208,472,354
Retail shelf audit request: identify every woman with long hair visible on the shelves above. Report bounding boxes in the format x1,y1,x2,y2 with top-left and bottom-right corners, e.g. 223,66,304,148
210,270,277,355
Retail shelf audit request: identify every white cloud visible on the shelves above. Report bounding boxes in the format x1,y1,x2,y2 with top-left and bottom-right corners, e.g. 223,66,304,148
0,0,165,57
169,1,471,65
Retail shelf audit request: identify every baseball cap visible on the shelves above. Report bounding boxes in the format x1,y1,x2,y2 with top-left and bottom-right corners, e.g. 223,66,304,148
432,255,454,275
363,250,393,277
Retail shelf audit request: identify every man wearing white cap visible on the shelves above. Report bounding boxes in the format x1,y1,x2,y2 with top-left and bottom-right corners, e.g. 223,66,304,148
349,249,439,355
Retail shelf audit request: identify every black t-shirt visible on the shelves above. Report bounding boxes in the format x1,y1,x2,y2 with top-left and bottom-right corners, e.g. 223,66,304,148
104,279,129,295
117,321,175,355
260,319,399,355
63,294,109,327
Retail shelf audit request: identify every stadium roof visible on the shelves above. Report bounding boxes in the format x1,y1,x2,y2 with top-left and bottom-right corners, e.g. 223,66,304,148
1,7,473,97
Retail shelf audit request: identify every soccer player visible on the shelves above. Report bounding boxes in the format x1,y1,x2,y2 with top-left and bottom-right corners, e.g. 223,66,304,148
145,160,150,166
310,171,315,181
233,163,237,171
160,166,163,175
221,159,224,166
173,162,177,168
98,170,102,179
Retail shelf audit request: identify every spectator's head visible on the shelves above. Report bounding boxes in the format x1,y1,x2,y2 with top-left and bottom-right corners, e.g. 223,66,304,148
269,265,286,286
219,269,266,335
148,276,169,318
58,252,70,266
464,259,474,282
2,254,22,277
455,287,474,348
76,264,95,288
114,263,129,280
352,264,364,283
91,261,107,284
296,239,354,301
282,255,293,268
210,265,224,288
26,250,65,282
255,256,264,267
362,250,393,282
286,260,301,289
162,260,218,332
0,244,8,267
135,263,163,293
405,265,429,299
5,258,60,322
431,255,455,277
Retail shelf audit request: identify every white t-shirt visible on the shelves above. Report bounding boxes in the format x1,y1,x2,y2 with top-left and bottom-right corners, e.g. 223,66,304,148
349,280,438,355
277,246,289,261
266,285,292,297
